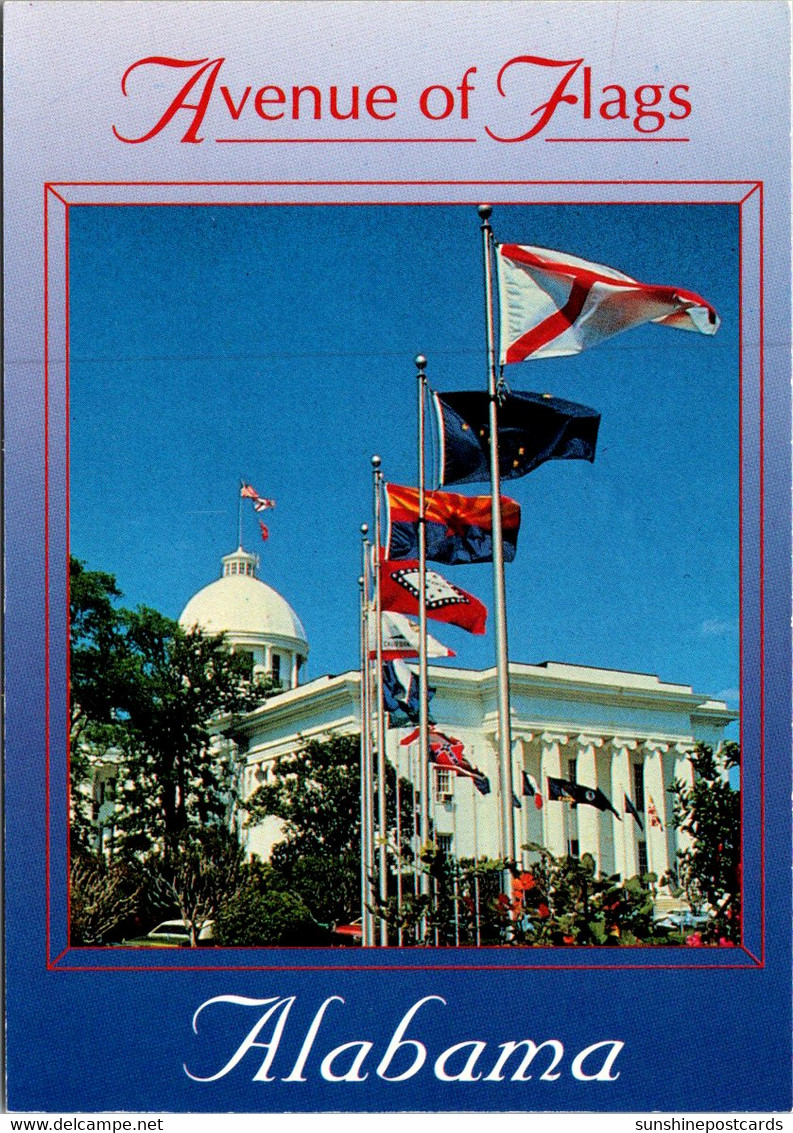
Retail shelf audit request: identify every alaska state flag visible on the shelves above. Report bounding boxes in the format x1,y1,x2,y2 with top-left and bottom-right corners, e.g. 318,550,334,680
496,242,719,363
434,389,600,486
385,482,521,565
379,555,488,635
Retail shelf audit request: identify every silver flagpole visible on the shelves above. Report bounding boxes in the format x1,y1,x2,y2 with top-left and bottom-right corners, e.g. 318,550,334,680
360,527,375,947
472,774,481,946
395,757,403,947
478,203,516,900
358,571,370,946
415,355,432,934
371,456,389,946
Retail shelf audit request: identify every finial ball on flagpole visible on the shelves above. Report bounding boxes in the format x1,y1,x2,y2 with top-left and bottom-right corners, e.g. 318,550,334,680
478,203,492,220
360,523,369,535
371,455,381,470
414,354,427,371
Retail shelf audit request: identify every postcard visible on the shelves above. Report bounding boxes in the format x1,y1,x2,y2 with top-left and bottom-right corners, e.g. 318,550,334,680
4,0,791,1114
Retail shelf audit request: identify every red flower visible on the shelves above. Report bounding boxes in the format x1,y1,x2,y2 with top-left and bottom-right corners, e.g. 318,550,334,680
537,903,550,919
685,932,703,947
562,934,575,945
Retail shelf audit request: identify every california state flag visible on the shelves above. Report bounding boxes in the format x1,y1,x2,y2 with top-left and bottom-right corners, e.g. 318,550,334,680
496,243,719,363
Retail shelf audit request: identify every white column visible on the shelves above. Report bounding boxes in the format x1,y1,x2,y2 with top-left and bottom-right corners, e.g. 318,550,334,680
539,732,568,857
670,742,696,860
575,734,604,865
642,741,670,878
610,739,638,879
290,653,299,688
513,733,534,869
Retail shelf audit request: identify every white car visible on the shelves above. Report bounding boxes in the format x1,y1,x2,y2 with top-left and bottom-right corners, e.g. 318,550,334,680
122,919,215,947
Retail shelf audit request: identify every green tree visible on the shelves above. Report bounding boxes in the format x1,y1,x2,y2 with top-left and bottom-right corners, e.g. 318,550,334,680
148,827,247,947
69,849,142,944
668,741,741,943
69,556,273,854
245,733,414,928
215,884,329,946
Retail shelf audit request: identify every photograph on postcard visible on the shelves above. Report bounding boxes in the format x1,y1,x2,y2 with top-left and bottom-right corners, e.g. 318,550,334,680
62,197,742,956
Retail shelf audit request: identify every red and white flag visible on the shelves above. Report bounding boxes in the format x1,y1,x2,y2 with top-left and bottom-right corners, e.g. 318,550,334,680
379,555,488,636
258,521,269,542
496,243,720,363
241,482,276,511
369,610,456,661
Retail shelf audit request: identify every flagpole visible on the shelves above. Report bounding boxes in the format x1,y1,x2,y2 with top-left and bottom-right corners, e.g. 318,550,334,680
415,356,431,924
478,203,517,897
395,757,403,947
238,481,243,548
360,526,375,947
371,455,389,947
358,569,371,947
472,775,481,947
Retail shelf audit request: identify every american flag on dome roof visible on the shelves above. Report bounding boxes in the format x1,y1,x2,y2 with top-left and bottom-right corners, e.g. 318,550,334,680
240,482,276,511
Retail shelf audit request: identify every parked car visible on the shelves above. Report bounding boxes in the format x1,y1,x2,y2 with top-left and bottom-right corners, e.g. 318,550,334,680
118,919,215,947
653,910,710,932
330,919,362,946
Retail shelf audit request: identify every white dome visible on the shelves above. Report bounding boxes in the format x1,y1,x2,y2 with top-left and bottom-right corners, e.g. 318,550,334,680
179,548,308,653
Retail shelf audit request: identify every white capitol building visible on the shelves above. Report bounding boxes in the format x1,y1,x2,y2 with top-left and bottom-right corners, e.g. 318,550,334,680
177,546,736,896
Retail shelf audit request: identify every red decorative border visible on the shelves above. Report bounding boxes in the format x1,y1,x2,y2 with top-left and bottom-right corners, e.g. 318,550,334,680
45,180,763,972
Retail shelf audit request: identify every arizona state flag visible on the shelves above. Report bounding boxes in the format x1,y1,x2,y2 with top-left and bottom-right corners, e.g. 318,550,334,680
379,555,487,635
385,482,520,565
433,389,600,486
496,242,719,363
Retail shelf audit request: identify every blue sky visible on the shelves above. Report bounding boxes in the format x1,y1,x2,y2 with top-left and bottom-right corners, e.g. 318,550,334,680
69,202,739,712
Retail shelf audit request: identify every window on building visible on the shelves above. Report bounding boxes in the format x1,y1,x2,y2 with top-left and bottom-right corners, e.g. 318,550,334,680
637,840,648,876
633,763,645,811
434,768,454,801
270,653,281,685
568,758,577,782
568,838,580,859
437,834,453,855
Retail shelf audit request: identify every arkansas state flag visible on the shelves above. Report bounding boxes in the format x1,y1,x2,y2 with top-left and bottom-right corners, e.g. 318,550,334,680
434,389,599,486
385,482,520,565
379,555,487,635
497,243,719,363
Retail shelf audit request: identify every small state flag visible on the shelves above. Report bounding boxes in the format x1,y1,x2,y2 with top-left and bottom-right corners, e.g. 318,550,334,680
258,521,269,542
547,776,620,818
401,727,490,794
433,389,600,487
385,482,520,566
496,242,720,364
379,555,488,635
372,610,456,662
512,792,522,810
241,482,276,511
381,659,435,728
647,796,663,829
522,770,543,810
624,793,644,830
